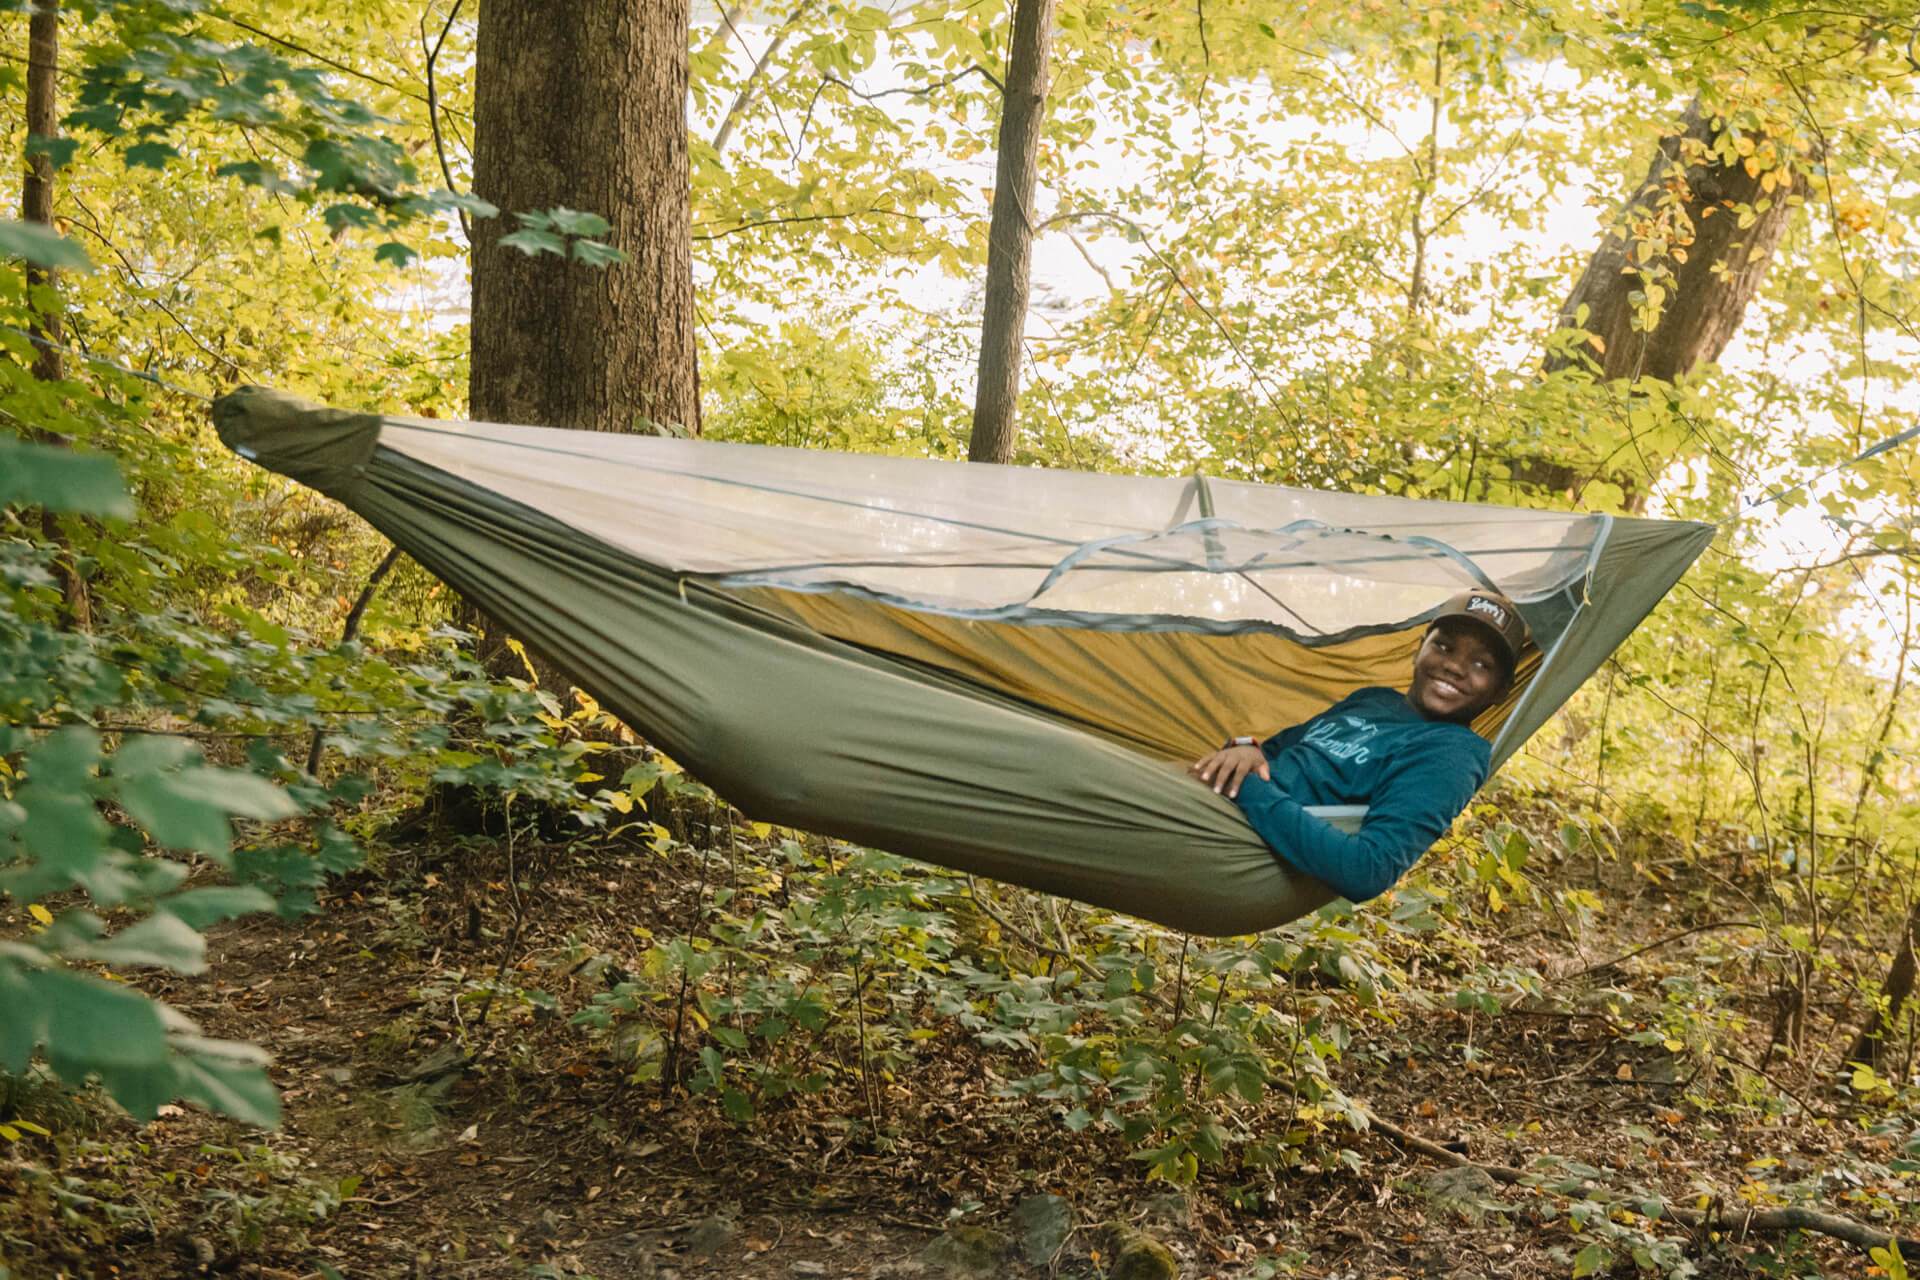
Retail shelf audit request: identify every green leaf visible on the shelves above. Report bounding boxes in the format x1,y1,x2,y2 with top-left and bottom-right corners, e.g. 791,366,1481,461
214,160,303,196
112,732,199,776
1572,1242,1612,1278
25,132,79,170
117,762,297,856
32,967,169,1075
91,1059,182,1122
158,885,277,928
0,958,45,1074
0,220,93,272
323,203,380,235
82,914,208,974
431,189,498,219
499,228,566,258
0,442,132,516
205,769,302,822
114,769,240,856
571,238,629,268
374,240,418,268
123,140,181,170
543,206,613,238
172,1036,279,1129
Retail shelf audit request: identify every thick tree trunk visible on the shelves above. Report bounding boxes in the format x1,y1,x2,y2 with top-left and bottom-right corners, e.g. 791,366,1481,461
470,0,700,435
463,0,699,687
1548,101,1798,385
967,0,1057,465
1524,102,1800,503
23,1,90,629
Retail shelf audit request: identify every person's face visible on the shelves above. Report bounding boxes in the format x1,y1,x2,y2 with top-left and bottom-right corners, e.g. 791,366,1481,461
1408,620,1510,723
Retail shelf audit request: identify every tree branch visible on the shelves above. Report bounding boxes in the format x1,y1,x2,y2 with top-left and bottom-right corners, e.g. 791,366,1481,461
420,0,470,241
1363,1106,1920,1253
791,62,1003,163
691,205,942,240
713,3,811,156
210,13,465,117
306,544,405,777
1040,208,1310,439
1568,920,1764,979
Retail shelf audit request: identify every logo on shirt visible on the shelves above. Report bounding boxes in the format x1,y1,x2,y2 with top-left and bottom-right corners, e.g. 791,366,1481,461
1303,715,1379,764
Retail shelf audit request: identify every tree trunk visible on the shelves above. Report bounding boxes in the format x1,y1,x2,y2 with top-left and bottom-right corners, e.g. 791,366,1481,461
470,0,700,436
23,5,61,384
967,0,1057,465
1524,101,1800,502
1849,900,1920,1070
23,0,90,630
462,0,700,692
1547,101,1799,385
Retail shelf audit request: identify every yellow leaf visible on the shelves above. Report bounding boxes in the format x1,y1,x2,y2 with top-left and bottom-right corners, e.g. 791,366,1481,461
749,822,773,839
1586,334,1606,353
606,792,633,815
1663,1038,1684,1052
28,904,53,926
503,637,540,682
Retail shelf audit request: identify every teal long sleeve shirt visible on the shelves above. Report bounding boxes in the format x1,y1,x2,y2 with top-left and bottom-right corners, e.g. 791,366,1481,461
1232,686,1490,903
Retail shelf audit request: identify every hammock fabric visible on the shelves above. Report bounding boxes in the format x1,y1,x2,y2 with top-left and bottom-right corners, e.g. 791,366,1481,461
214,388,1714,936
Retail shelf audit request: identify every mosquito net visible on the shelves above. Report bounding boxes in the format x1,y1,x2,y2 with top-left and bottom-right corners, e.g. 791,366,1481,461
213,387,1715,934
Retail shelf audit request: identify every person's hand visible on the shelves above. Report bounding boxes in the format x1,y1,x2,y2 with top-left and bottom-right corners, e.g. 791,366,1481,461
1188,745,1270,798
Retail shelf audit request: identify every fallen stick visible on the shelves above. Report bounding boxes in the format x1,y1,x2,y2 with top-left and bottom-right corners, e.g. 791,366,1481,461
1361,1106,1918,1254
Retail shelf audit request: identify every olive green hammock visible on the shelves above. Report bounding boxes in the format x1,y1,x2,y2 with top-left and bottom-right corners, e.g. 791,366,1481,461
214,388,1714,936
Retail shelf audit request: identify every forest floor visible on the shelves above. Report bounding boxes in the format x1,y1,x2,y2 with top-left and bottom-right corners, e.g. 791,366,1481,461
2,808,1914,1280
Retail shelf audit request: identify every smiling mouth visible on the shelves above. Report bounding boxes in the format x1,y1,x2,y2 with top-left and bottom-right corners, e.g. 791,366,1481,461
1429,678,1465,699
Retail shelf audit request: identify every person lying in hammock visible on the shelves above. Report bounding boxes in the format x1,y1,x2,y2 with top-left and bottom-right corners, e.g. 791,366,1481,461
1188,588,1529,904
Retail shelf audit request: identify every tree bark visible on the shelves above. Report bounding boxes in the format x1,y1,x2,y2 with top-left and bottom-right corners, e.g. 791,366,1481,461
1547,101,1799,385
23,4,61,384
461,0,700,694
1849,899,1920,1069
1521,102,1800,504
470,0,700,436
23,0,91,630
967,0,1057,465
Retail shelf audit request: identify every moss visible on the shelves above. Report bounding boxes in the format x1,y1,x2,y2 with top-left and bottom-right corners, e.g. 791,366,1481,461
1109,1227,1179,1280
921,1224,1012,1277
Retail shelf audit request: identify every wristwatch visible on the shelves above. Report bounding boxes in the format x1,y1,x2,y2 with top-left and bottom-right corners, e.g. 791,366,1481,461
1226,736,1259,748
